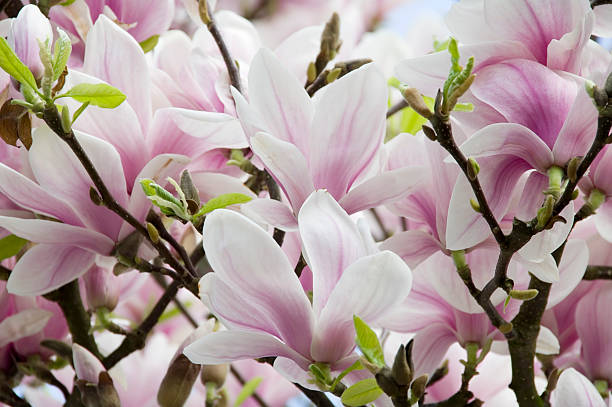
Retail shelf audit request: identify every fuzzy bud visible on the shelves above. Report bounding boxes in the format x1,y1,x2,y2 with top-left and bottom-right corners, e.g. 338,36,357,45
83,266,119,311
200,363,229,388
402,87,432,119
509,289,539,301
157,354,201,407
410,374,428,400
391,344,412,386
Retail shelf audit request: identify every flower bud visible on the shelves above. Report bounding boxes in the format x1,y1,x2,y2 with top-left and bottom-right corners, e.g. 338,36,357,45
391,344,412,386
83,266,119,311
157,354,201,407
375,368,400,397
147,222,160,243
73,343,104,384
410,374,428,400
402,87,432,119
200,363,229,388
466,158,480,180
8,5,53,80
509,289,539,301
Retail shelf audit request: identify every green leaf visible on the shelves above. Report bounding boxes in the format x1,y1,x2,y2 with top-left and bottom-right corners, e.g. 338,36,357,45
0,234,28,260
139,35,159,53
353,315,385,368
139,179,187,219
341,378,383,406
193,193,252,218
453,102,474,112
309,363,332,387
331,360,363,391
234,377,263,407
0,37,38,91
60,0,77,5
52,29,72,82
56,83,126,108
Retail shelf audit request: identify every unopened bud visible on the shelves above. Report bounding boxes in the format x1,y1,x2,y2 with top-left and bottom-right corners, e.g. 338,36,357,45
200,363,229,388
509,289,539,301
60,105,71,133
198,0,212,25
466,157,480,180
402,87,432,119
375,369,400,397
89,187,103,206
84,266,119,311
410,374,428,400
536,195,555,230
158,354,201,407
180,170,200,214
421,125,437,141
307,62,317,83
391,344,412,386
605,71,612,96
566,156,581,183
572,189,580,200
326,67,342,84
97,372,121,407
499,322,513,334
469,198,481,213
73,344,104,384
594,87,608,107
146,222,160,244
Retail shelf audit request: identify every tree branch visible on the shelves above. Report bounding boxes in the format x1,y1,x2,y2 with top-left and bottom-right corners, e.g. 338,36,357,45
294,384,335,407
102,280,181,369
387,100,409,118
584,265,612,280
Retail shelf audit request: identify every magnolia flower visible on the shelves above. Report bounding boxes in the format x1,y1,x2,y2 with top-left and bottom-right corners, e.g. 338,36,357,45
551,368,611,407
235,49,423,230
184,190,412,386
8,5,52,79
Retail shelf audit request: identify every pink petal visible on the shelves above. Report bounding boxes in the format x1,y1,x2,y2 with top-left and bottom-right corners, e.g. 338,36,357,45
29,128,127,240
251,132,315,211
338,167,425,214
0,216,114,253
515,171,549,221
547,11,594,73
7,245,96,296
247,48,313,154
309,63,387,200
8,5,52,79
412,324,457,377
595,200,612,243
83,15,151,131
594,4,612,37
548,240,588,307
149,108,247,159
0,164,84,227
190,172,256,202
0,308,53,347
274,26,323,84
311,251,412,363
551,369,607,407
184,330,310,367
73,343,105,384
446,156,532,250
241,199,298,232
379,230,442,269
202,209,314,356
117,0,175,42
471,60,575,149
484,0,591,65
298,191,370,314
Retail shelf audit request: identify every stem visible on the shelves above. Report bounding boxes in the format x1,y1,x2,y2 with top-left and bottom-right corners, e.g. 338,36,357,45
265,171,285,246
45,280,102,359
584,265,612,280
387,100,409,118
294,384,335,407
102,280,181,369
0,383,30,407
204,5,242,93
152,273,199,328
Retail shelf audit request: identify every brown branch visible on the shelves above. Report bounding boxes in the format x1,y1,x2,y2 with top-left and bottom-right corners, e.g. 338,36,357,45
265,171,286,246
387,100,409,118
584,265,612,280
294,384,335,407
0,382,30,407
102,280,181,369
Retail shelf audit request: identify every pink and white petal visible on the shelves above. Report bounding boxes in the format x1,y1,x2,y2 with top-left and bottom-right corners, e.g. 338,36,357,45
311,251,411,363
29,128,127,239
298,190,370,314
445,0,488,43
184,330,311,367
83,15,151,131
553,83,599,165
594,4,612,37
273,357,315,389
119,154,190,240
446,156,531,250
241,199,298,232
455,123,554,172
484,0,591,65
309,63,387,200
8,5,52,78
548,239,589,308
515,171,548,221
0,164,83,227
592,147,612,196
120,0,175,42
519,203,575,262
338,167,425,214
274,26,323,84
595,199,612,243
232,87,269,141
65,70,147,186
190,172,256,202
248,48,312,153
251,132,315,211
149,108,247,158
379,230,442,269
202,210,314,355
72,344,105,384
536,326,560,355
471,60,575,149
551,368,607,407
0,308,53,347
412,324,457,377
7,245,96,296
0,216,114,253
547,11,594,74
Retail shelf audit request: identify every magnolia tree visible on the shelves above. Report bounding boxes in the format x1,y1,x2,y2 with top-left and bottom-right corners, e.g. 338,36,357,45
0,0,611,406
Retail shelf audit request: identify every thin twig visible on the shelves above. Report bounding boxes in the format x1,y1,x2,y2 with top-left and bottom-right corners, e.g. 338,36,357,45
265,171,286,246
147,211,198,278
387,100,409,118
152,273,199,328
102,280,181,369
294,384,335,407
584,265,612,280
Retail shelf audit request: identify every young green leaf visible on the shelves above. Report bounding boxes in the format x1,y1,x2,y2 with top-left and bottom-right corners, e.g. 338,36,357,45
0,37,38,91
233,377,263,407
353,315,385,368
193,193,253,219
0,234,28,260
139,35,160,53
56,83,126,108
52,29,72,81
341,378,383,406
331,360,363,391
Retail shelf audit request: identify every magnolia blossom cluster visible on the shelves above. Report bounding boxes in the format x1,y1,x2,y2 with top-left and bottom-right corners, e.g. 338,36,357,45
0,0,611,406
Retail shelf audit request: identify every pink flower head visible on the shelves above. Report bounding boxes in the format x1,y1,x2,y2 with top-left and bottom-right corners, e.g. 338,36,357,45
184,190,412,385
